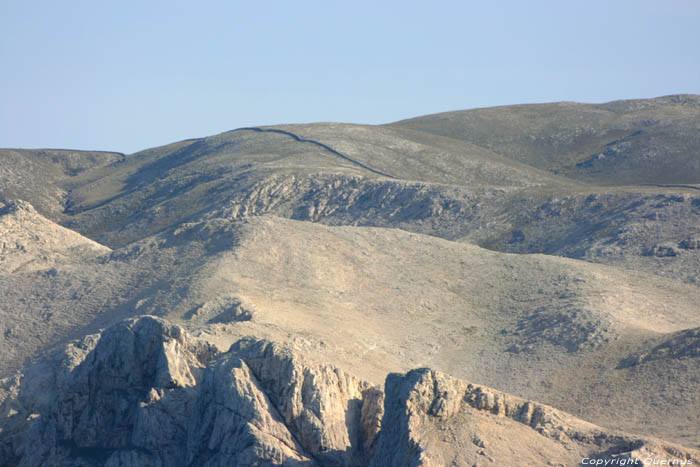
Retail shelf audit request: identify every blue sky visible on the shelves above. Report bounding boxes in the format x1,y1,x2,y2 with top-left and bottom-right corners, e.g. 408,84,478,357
2,0,699,154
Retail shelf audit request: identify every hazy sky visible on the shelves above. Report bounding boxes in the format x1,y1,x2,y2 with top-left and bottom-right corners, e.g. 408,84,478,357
2,1,699,154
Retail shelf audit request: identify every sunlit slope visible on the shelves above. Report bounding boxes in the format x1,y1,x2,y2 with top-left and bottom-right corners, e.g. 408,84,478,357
2,203,699,444
99,215,700,443
57,123,566,246
392,94,700,185
156,216,700,444
6,123,689,285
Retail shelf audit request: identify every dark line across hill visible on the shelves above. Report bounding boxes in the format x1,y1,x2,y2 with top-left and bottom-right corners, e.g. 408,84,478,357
236,127,396,179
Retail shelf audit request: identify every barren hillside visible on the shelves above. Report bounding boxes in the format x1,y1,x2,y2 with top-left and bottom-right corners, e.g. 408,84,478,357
1,96,699,465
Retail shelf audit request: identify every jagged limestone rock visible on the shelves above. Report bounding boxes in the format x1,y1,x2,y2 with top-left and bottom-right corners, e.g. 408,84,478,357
0,317,387,467
230,337,383,466
371,368,699,467
2,316,699,466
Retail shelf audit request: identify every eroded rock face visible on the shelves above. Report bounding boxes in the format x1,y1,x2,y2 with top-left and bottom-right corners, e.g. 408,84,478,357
4,317,221,466
230,338,384,466
371,369,699,467
2,317,698,467
0,316,382,467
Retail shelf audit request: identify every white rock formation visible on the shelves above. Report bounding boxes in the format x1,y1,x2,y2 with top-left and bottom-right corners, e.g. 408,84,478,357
0,200,109,273
371,368,699,466
1,316,697,466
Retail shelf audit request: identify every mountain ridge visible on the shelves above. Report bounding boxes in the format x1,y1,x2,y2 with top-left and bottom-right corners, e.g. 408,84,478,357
1,95,699,464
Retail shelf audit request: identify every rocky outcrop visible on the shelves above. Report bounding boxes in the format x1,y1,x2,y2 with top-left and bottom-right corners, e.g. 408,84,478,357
5,317,222,466
678,235,700,250
0,316,382,467
230,338,383,466
646,243,680,257
371,368,699,466
1,317,698,466
619,327,700,368
0,200,110,273
184,294,255,323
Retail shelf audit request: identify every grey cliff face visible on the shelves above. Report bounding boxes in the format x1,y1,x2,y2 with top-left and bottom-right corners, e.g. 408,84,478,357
2,317,697,466
1,317,385,467
371,369,698,467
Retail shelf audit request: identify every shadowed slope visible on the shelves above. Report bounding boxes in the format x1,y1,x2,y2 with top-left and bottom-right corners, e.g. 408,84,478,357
0,149,123,217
